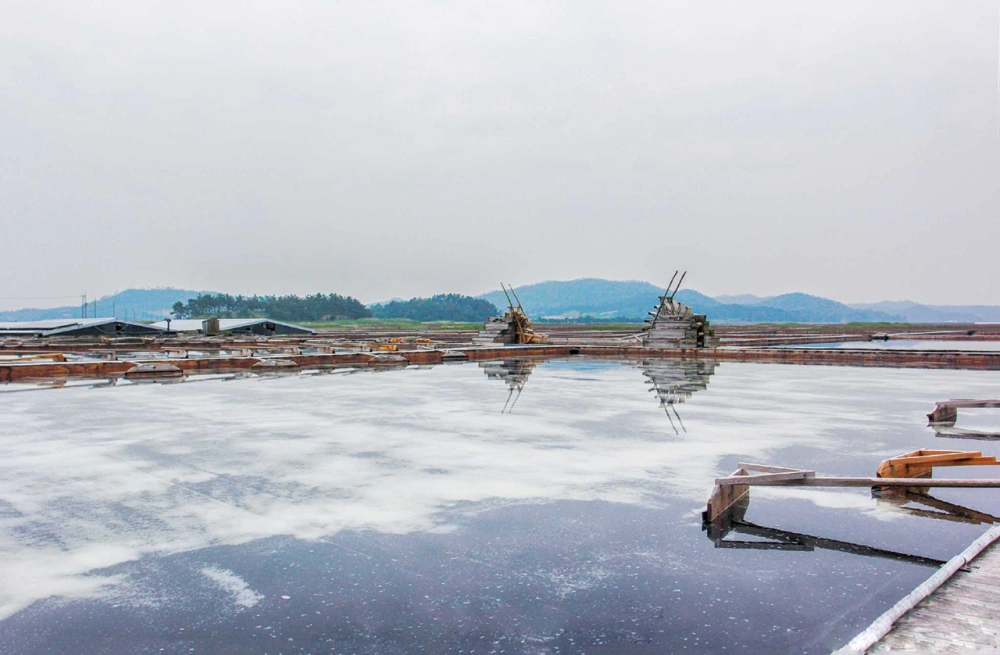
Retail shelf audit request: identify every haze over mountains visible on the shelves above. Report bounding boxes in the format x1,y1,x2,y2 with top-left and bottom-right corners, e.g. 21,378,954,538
2,281,998,324
478,280,1000,323
0,289,205,322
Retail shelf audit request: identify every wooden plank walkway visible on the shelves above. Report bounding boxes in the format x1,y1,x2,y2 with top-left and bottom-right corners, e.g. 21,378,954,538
869,539,1000,653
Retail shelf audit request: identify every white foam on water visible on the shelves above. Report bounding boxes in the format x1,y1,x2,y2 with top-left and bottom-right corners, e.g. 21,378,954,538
201,566,263,609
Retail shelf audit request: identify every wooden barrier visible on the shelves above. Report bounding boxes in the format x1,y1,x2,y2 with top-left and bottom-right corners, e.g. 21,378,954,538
927,398,1000,425
705,454,1000,522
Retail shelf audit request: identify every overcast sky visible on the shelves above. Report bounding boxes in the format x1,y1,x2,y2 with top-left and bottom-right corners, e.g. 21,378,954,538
1,1,997,309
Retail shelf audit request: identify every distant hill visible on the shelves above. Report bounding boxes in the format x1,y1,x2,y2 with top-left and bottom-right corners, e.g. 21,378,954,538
477,280,902,323
479,279,664,320
718,293,1000,323
371,294,498,322
753,292,901,323
3,283,995,324
0,288,208,322
849,301,1000,323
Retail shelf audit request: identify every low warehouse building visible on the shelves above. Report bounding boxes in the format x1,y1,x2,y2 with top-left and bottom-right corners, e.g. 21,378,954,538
0,318,166,338
151,318,315,336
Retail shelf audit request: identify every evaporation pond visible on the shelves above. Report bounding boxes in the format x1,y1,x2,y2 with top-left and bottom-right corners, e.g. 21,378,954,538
2,359,1000,654
781,339,1000,351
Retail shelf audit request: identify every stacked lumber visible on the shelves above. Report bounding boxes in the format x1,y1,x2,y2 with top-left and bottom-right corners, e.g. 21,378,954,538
642,271,716,349
474,284,546,345
473,316,514,344
473,309,545,344
642,300,715,349
876,449,1000,479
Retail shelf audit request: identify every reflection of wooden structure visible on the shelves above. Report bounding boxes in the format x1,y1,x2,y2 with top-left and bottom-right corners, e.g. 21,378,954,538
480,359,539,413
873,488,1000,525
704,455,1000,570
642,271,715,349
704,491,947,568
641,360,716,433
927,398,1000,425
705,454,1000,523
474,284,546,345
930,425,1000,440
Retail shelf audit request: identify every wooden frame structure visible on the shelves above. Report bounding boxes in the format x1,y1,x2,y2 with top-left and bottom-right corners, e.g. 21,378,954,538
705,452,1000,523
876,449,999,478
642,271,716,349
927,398,1000,426
703,453,1000,570
474,284,545,345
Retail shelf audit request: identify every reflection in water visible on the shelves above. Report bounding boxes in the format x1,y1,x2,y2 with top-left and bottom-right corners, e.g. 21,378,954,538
0,367,367,393
705,486,997,567
641,360,716,433
874,488,1000,525
480,359,541,413
931,425,1000,440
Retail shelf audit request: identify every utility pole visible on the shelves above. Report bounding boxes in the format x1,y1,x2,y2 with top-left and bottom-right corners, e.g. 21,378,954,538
81,293,87,319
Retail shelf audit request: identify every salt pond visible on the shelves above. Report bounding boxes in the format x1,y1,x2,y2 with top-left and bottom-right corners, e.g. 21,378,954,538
780,339,1000,351
2,359,999,653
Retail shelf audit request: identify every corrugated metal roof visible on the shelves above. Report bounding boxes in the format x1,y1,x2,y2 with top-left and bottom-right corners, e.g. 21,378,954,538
149,320,205,332
215,319,302,330
149,318,314,334
0,318,166,337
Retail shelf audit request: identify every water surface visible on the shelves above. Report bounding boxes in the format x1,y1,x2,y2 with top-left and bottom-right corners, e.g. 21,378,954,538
779,339,1000,351
2,359,999,654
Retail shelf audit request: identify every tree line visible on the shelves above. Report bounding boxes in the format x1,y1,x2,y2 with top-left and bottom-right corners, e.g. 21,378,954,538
171,292,499,322
371,294,498,322
171,293,371,321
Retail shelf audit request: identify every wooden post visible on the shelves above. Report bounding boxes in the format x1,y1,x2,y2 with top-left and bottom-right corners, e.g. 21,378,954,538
704,468,749,522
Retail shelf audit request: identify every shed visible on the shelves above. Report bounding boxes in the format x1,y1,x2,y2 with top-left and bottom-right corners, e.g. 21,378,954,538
0,318,166,338
151,318,314,336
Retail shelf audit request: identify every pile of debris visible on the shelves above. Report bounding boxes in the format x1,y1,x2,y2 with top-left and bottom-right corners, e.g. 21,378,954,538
642,272,716,349
474,284,546,345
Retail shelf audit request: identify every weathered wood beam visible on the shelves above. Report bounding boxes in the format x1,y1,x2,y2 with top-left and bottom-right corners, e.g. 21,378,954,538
714,476,1000,488
737,462,808,473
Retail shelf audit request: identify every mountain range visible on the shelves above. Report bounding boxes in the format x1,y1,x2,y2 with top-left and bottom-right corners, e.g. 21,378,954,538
478,279,1000,323
0,288,205,322
2,282,997,324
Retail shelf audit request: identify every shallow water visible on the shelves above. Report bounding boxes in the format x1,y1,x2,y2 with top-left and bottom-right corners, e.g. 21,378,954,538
780,339,1000,351
2,358,1000,654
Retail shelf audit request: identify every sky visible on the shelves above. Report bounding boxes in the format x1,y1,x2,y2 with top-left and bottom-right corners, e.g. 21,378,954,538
1,0,998,309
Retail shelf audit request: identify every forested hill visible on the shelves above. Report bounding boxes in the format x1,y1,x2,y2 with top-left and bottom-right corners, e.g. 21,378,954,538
371,295,497,322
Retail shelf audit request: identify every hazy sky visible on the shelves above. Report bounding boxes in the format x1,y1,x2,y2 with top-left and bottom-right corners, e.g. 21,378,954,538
1,1,997,309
